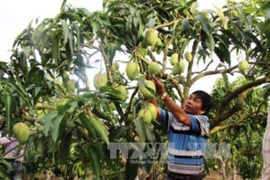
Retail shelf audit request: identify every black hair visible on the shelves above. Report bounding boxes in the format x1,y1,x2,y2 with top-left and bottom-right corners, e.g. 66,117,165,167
192,90,212,115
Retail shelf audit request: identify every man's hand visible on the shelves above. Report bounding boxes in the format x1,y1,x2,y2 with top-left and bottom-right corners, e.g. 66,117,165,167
145,71,152,80
153,76,166,96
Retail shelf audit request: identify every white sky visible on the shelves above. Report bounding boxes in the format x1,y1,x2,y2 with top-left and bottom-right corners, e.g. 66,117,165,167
0,0,231,93
0,0,102,61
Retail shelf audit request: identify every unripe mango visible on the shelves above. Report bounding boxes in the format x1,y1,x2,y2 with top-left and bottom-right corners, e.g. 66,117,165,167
170,53,179,65
116,85,128,101
139,80,156,100
184,52,193,62
93,73,107,90
145,102,157,121
156,38,163,47
172,60,186,75
112,62,119,71
172,65,179,75
67,80,75,91
126,62,140,80
177,60,186,74
13,122,30,144
145,29,158,46
230,10,238,17
238,60,248,74
108,102,116,111
62,71,68,79
138,109,152,123
148,62,161,76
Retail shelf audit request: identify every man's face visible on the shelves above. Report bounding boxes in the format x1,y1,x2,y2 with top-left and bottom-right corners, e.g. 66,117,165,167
183,93,205,115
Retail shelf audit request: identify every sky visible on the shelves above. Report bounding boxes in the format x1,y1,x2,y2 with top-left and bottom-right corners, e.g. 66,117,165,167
0,0,102,61
0,0,230,94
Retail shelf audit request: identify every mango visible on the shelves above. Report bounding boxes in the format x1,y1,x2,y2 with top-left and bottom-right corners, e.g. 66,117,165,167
13,122,30,144
126,62,140,80
148,62,161,76
112,62,119,71
170,53,179,65
238,60,248,74
116,85,128,101
139,80,156,100
184,52,193,62
145,102,157,121
145,29,158,46
138,109,152,123
93,73,107,90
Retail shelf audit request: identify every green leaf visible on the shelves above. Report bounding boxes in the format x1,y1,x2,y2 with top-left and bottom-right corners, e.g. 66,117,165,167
92,106,111,121
22,46,31,57
133,118,146,142
0,80,31,107
12,28,27,48
196,13,211,35
39,112,58,137
243,31,263,52
105,43,118,65
65,42,72,65
60,0,67,13
214,42,230,64
220,29,246,50
59,130,72,163
78,113,98,141
263,84,270,99
62,12,81,22
61,21,69,45
231,22,246,44
109,126,131,141
207,33,215,52
0,158,12,170
125,152,139,180
52,35,59,65
87,145,101,180
51,114,65,143
72,22,81,50
3,92,12,134
145,123,155,142
68,31,74,56
182,19,197,39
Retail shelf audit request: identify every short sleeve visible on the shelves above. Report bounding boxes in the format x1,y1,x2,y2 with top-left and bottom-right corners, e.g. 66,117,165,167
190,115,210,137
160,109,168,128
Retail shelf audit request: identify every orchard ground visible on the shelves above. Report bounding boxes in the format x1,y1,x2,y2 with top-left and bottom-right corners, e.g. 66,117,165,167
22,171,253,180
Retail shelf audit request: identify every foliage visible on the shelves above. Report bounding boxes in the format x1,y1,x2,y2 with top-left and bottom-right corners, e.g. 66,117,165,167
208,76,267,179
0,0,269,179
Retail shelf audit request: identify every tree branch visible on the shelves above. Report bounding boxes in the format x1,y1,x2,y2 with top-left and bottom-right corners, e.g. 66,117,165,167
153,19,180,30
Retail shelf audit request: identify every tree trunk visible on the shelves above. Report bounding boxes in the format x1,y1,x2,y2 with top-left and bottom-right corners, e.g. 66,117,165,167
233,162,237,180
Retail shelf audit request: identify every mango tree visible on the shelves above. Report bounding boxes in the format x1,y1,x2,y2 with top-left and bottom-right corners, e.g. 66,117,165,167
208,76,267,179
0,0,269,179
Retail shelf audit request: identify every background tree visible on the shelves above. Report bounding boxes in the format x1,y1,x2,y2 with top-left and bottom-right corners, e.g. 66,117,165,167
0,0,269,179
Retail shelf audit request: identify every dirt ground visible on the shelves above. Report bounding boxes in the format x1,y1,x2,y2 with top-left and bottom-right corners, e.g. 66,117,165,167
205,171,244,180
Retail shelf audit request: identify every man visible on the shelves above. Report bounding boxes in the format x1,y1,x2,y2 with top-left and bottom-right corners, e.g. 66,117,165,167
149,76,212,180
0,131,25,180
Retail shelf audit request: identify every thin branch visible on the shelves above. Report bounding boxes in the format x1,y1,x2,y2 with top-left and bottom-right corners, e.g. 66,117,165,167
161,39,170,75
137,53,151,64
22,115,36,122
189,63,237,86
153,19,180,30
98,42,113,84
148,48,157,62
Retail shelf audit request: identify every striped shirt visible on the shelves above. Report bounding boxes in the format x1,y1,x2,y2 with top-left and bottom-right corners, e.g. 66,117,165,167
160,109,210,175
262,105,270,180
0,132,24,162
